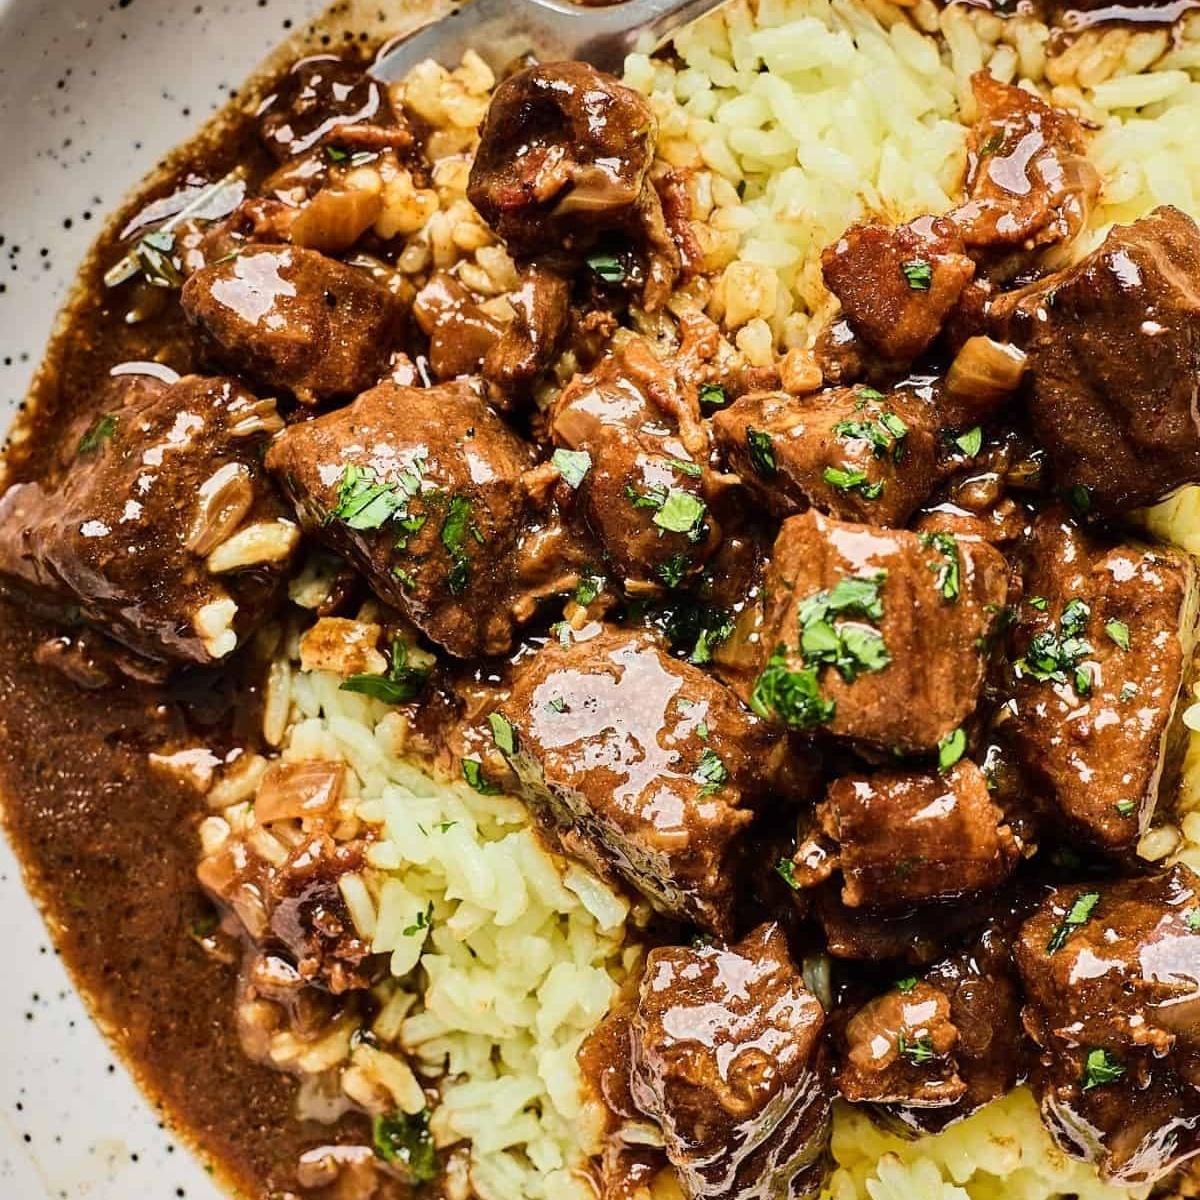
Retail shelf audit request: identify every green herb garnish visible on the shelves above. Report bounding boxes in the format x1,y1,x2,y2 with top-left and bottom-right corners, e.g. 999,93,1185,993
77,413,118,455
699,383,727,407
1047,891,1100,954
552,448,592,489
695,748,729,798
901,260,933,290
488,712,518,756
823,466,884,499
462,759,501,795
586,253,625,284
1105,620,1131,651
341,638,429,706
920,532,961,603
747,427,777,477
898,1033,936,1064
955,426,983,458
775,858,800,889
653,490,707,540
1081,1048,1125,1091
937,727,967,772
372,1110,437,1183
752,650,836,730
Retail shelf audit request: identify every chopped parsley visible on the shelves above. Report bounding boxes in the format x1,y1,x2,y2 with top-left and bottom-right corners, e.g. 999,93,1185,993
574,574,604,606
668,457,703,478
77,413,118,455
823,465,884,499
775,857,800,889
462,759,501,795
1028,596,1049,612
695,748,729,798
920,532,961,603
1081,1048,1125,1091
954,426,983,458
896,976,918,994
1047,890,1100,954
545,695,567,713
799,573,887,625
699,383,727,407
372,1110,437,1183
330,460,424,532
937,727,967,772
1105,620,1131,651
1187,909,1200,932
650,597,734,664
440,494,476,595
656,552,692,589
1066,484,1092,517
586,252,625,284
341,639,429,705
402,902,434,937
1014,597,1095,696
752,651,835,730
552,448,592,489
1115,799,1136,817
488,711,518,757
654,490,707,537
746,427,777,476
897,1033,936,1064
325,145,350,162
901,259,933,290
833,410,908,463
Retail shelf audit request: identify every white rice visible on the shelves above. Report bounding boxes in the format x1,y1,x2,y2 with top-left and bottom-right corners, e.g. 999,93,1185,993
280,666,645,1200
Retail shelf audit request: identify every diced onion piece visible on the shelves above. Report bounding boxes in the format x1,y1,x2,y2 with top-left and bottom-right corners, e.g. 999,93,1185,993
193,595,238,658
256,760,346,824
945,336,1028,402
207,519,300,573
188,461,254,555
290,174,384,255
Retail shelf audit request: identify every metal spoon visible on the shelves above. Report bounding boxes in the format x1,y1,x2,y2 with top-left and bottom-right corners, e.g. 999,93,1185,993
370,0,726,81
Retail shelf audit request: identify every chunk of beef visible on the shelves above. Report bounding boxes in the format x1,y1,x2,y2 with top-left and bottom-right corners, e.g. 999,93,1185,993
0,373,293,666
265,379,535,658
493,626,772,936
954,72,1098,256
578,428,719,591
552,341,716,590
840,981,965,1107
821,215,976,363
257,54,412,162
840,917,1027,1129
989,206,1200,513
484,265,571,392
413,265,569,397
629,924,833,1199
794,762,1019,910
181,244,405,404
1005,510,1199,851
467,62,679,308
1015,867,1200,1184
753,511,1009,753
712,385,940,528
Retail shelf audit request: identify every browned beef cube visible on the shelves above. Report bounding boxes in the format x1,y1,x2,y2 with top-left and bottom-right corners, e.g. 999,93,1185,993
181,243,405,404
839,919,1026,1128
954,72,1098,255
265,380,534,658
1014,867,1200,1184
493,627,771,936
839,981,964,1107
712,385,940,527
550,342,716,590
467,63,679,307
1006,510,1199,851
988,207,1200,513
797,762,1018,910
257,54,412,161
821,215,975,362
578,427,718,591
630,924,832,1199
754,511,1009,753
0,373,294,666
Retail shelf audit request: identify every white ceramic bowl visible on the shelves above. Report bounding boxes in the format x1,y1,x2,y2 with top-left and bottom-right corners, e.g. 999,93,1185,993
0,3,324,1194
